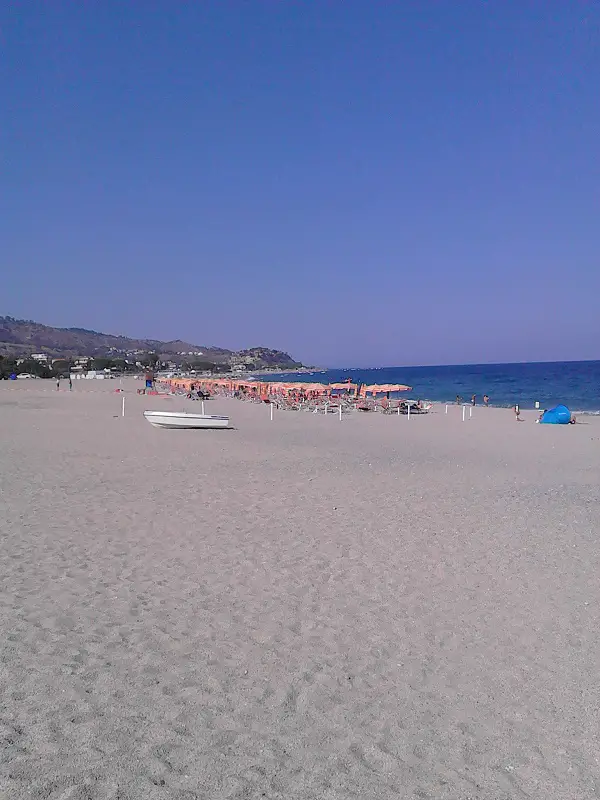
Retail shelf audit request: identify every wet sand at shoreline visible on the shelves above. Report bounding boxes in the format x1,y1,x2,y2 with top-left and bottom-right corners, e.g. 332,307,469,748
1,380,599,799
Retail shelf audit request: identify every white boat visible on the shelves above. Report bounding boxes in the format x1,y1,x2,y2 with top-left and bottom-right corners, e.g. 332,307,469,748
143,410,230,429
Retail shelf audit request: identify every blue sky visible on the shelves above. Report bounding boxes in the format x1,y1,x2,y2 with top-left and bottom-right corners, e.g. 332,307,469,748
2,1,599,366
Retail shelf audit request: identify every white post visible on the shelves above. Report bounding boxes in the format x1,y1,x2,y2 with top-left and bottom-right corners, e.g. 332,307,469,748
397,403,401,416
201,400,205,416
270,402,274,421
407,403,410,420
339,405,342,422
462,405,466,422
325,402,328,415
122,395,125,417
469,406,473,419
445,404,448,415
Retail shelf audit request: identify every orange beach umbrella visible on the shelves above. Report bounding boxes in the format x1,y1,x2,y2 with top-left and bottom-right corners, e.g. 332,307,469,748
361,383,412,395
329,382,358,392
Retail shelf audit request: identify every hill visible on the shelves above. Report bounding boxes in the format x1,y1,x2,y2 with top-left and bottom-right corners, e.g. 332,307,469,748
0,316,301,370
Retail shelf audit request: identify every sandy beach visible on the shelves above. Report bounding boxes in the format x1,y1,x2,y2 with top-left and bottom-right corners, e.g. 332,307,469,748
1,378,600,799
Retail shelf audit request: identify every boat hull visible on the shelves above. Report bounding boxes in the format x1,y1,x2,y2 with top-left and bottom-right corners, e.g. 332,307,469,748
143,411,229,429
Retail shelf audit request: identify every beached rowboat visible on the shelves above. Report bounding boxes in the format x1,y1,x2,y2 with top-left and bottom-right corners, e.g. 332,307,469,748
143,410,229,429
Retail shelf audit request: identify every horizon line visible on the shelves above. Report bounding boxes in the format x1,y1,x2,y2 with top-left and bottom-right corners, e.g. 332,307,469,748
301,358,600,371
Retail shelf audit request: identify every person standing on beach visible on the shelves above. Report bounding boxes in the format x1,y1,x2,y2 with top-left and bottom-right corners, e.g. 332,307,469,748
456,394,462,405
514,404,522,421
56,376,60,391
68,376,73,391
483,394,489,406
471,394,476,406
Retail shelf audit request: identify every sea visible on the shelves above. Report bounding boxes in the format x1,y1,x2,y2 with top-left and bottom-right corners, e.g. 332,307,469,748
262,361,600,413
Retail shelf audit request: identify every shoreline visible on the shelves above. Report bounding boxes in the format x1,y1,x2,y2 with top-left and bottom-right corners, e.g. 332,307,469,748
7,373,600,415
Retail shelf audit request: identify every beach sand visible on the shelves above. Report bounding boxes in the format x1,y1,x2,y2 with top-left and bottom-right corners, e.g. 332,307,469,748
1,379,599,799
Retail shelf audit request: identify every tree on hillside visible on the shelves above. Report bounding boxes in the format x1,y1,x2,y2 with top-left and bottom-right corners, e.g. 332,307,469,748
181,359,218,372
110,358,132,373
51,359,73,376
138,353,159,369
0,355,16,379
15,360,52,378
91,357,112,371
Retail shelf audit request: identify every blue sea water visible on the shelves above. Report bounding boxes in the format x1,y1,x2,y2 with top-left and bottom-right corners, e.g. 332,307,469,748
264,361,600,413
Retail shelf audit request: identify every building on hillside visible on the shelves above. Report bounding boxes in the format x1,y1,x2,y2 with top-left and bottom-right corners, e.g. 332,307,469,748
31,353,49,363
230,355,256,369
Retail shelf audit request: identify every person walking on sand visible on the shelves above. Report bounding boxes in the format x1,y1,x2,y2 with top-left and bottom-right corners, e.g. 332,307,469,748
471,394,476,406
483,394,489,406
514,403,522,421
68,376,72,391
456,394,462,405
56,376,60,391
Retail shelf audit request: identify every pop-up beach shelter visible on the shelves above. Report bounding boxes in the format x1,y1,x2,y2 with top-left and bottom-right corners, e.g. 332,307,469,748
540,405,572,424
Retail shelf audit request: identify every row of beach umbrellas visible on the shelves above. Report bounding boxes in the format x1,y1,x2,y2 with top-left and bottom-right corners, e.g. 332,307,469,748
159,377,411,397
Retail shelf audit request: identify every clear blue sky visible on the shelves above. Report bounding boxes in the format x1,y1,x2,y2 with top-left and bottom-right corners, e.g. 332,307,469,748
2,2,599,367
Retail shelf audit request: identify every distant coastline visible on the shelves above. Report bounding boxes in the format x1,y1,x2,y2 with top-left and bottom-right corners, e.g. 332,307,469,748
0,315,302,372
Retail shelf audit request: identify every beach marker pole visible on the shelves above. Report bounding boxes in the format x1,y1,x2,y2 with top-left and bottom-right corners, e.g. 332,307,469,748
462,405,466,422
407,403,411,420
469,406,473,419
339,405,342,422
445,405,448,414
201,400,205,415
122,395,125,417
270,402,274,422
397,403,401,416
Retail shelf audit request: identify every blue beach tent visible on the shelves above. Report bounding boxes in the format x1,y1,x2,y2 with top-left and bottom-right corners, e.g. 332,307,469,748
540,405,571,424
